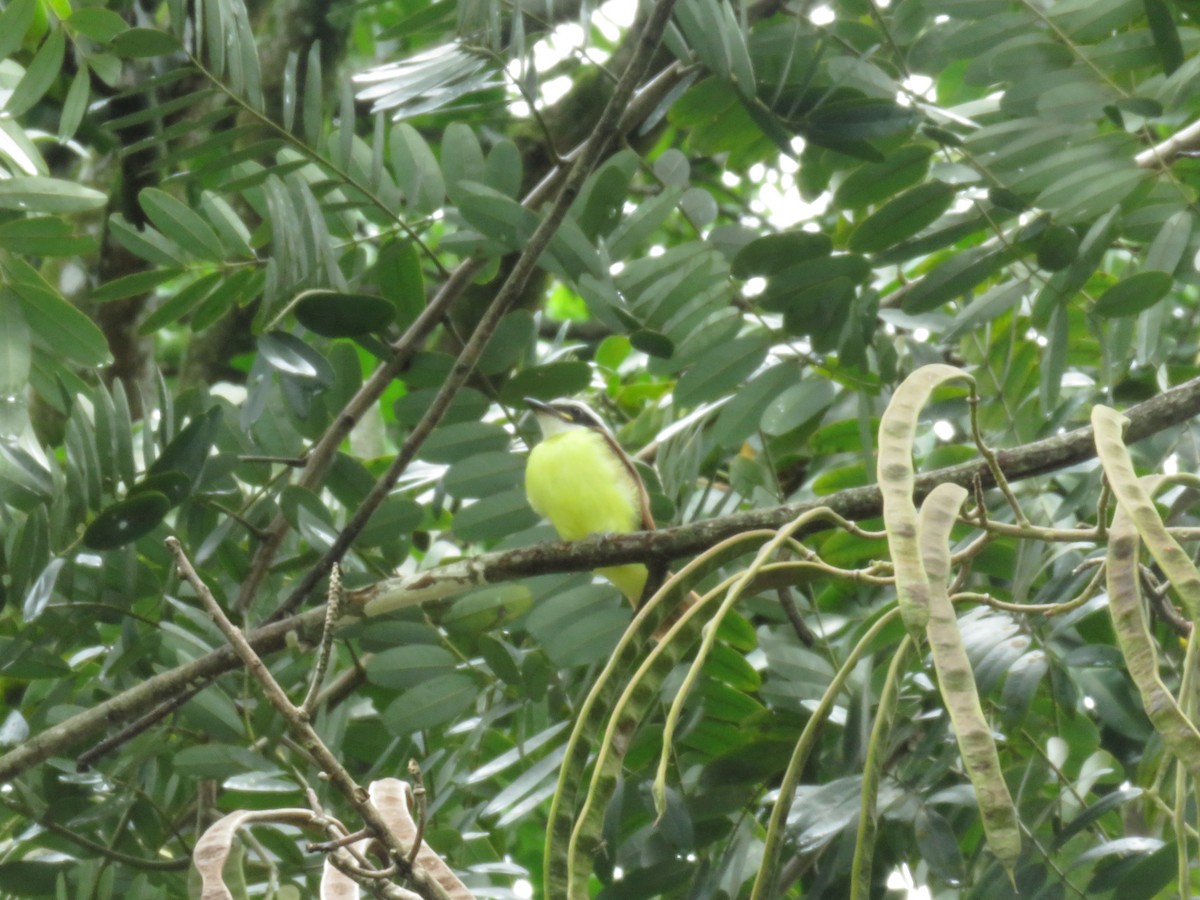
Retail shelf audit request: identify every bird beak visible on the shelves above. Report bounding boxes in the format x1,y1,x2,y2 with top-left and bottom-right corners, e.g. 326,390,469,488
525,397,557,416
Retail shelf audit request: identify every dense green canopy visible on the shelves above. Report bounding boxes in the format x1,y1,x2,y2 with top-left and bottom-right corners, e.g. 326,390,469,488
4,0,1200,896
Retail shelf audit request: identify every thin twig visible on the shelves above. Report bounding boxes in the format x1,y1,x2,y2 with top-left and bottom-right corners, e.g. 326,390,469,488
75,681,207,772
237,61,692,616
0,798,190,871
968,391,1030,527
406,760,427,869
775,587,816,646
271,0,686,618
1141,564,1193,638
164,537,451,900
237,454,310,467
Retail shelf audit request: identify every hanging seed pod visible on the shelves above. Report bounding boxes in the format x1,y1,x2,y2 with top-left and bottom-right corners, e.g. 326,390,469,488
878,364,973,633
921,482,1021,879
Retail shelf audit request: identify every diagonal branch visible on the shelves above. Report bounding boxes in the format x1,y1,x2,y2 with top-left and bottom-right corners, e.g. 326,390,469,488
267,0,684,619
235,58,692,614
4,374,1200,783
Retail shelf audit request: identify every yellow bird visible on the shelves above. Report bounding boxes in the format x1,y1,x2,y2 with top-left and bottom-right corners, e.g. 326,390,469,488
524,397,655,605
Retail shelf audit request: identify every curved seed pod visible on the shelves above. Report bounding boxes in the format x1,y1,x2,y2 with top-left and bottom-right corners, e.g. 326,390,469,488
567,509,867,893
545,530,777,897
850,634,915,900
750,606,904,900
878,364,973,633
651,506,859,818
194,809,319,899
1093,405,1200,623
921,483,1021,878
1106,476,1200,782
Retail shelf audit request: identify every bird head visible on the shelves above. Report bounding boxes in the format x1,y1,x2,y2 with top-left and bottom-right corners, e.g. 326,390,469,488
525,397,611,438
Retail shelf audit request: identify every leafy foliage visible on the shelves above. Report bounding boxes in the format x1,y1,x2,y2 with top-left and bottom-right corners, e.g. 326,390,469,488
5,0,1200,897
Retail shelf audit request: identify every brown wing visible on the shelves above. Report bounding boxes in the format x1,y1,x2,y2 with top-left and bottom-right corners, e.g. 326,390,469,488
596,428,656,532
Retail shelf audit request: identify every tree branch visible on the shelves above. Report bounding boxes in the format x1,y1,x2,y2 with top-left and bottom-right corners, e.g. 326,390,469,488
236,57,694,615
1136,118,1200,168
6,374,1200,783
269,0,684,618
358,374,1200,611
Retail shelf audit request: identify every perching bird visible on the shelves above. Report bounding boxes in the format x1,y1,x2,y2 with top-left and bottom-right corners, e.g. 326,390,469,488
524,397,654,605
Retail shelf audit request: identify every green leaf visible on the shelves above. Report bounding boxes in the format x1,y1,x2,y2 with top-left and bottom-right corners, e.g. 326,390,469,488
391,122,444,214
485,138,523,199
760,378,837,436
442,584,533,633
6,29,64,117
148,406,223,483
302,41,322,146
367,645,458,689
0,217,93,256
848,181,956,254
501,362,592,405
294,291,396,337
0,176,106,213
1144,209,1191,274
805,97,917,142
140,188,225,260
376,240,425,328
654,148,690,187
943,280,1026,342
478,310,535,375
452,489,539,542
382,673,478,734
394,386,489,427
731,231,831,279
128,471,192,507
442,122,485,205
1040,303,1068,411
5,260,109,366
83,491,171,550
443,451,525,499
675,334,770,407
22,557,64,623
457,181,538,249
173,743,264,777
137,272,223,333
107,214,187,267
68,7,130,43
1035,223,1080,271
914,807,965,884
94,268,183,304
609,186,684,260
0,0,36,63
110,27,180,58
0,861,67,896
1144,0,1184,73
421,421,511,464
711,361,800,447
903,245,1016,314
0,294,30,398
630,329,674,358
356,495,423,551
59,66,90,141
576,156,635,239
760,255,870,311
833,144,934,209
1092,270,1173,318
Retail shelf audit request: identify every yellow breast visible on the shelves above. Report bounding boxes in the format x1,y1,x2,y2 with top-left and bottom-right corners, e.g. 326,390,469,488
525,428,641,540
525,428,648,603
